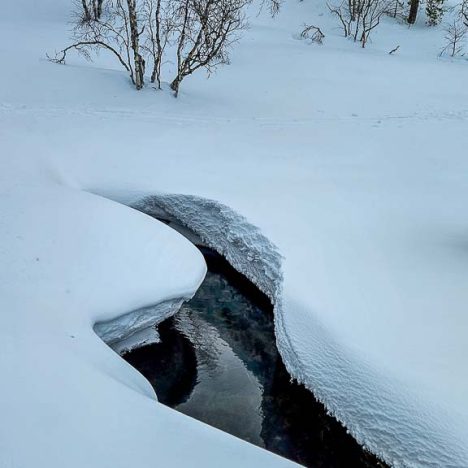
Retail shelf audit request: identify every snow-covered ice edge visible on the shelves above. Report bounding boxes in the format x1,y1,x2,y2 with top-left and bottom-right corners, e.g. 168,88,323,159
134,194,283,302
133,193,466,468
95,297,186,354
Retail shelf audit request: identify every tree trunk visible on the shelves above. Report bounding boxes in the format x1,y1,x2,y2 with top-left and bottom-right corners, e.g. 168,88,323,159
150,0,162,88
82,0,91,21
126,0,145,90
170,77,180,97
407,0,419,24
93,0,103,19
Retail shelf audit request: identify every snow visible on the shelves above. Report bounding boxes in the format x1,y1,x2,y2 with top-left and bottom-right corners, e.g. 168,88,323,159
134,195,284,301
1,0,468,467
95,297,186,353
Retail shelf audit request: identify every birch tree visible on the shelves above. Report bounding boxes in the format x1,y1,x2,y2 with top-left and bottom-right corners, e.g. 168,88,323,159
170,0,250,96
51,0,252,95
51,0,145,89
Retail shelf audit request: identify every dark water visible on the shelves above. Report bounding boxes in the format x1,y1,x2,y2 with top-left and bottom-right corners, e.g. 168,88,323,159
123,249,386,467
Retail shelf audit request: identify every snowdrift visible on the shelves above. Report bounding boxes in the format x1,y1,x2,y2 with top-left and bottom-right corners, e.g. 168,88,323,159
1,0,468,466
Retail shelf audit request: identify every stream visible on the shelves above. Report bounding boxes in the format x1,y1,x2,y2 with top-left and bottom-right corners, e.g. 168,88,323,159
123,247,385,467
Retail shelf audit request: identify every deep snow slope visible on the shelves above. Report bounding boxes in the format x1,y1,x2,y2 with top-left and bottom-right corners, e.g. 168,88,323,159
1,0,468,467
0,158,296,467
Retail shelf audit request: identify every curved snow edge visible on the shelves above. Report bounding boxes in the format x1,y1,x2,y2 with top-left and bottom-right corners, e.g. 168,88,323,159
133,194,283,302
94,297,186,354
132,193,468,468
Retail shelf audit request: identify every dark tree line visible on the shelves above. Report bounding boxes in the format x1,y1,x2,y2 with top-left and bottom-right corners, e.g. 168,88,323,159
408,0,446,24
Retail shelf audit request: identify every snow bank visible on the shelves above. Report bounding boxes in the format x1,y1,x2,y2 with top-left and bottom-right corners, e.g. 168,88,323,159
2,0,468,466
134,193,468,467
134,195,283,302
0,171,291,467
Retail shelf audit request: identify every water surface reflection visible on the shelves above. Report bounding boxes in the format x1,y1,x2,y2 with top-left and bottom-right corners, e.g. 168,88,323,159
124,251,385,467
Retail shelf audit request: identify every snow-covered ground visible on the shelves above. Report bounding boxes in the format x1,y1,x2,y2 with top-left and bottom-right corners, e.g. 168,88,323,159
1,0,468,467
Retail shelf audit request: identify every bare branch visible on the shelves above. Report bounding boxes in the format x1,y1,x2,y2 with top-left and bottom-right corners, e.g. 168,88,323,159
439,18,467,57
300,24,325,44
328,0,390,47
48,40,131,71
170,0,250,96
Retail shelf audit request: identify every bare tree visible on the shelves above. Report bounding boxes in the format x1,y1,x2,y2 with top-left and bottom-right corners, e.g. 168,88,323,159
439,18,466,56
170,0,250,96
142,0,177,88
50,0,145,90
328,0,390,47
388,0,404,19
258,0,282,17
359,0,390,46
328,3,352,36
52,0,252,95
